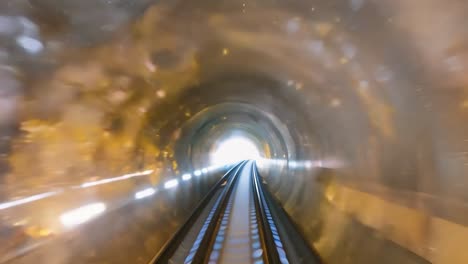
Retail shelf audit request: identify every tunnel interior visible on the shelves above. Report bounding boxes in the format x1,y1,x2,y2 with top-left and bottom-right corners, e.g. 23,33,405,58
0,0,467,264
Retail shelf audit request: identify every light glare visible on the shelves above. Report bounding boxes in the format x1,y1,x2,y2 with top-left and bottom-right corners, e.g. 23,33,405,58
80,170,153,188
211,137,261,165
164,179,179,189
60,203,106,228
0,191,59,210
182,174,192,181
135,188,156,199
16,35,43,54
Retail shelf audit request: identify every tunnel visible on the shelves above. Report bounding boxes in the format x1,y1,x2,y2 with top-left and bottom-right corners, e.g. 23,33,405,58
0,0,467,263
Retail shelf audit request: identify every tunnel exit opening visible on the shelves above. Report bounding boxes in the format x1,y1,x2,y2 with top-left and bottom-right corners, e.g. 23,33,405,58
210,136,261,165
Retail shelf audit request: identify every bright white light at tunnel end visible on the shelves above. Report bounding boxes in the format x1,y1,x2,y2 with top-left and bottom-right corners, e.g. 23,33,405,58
210,136,261,165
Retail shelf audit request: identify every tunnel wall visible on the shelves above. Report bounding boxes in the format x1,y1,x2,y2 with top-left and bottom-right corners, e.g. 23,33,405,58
1,1,468,264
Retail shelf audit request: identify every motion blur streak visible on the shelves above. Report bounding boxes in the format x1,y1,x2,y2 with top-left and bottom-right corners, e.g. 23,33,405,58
0,191,59,210
182,173,192,181
164,179,179,189
0,0,467,264
60,203,106,228
134,188,156,199
80,170,153,188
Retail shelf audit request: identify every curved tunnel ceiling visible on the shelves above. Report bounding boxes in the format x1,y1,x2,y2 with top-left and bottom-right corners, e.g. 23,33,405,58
0,0,467,264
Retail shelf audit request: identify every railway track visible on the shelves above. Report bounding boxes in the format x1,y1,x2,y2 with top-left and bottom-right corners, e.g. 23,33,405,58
152,160,320,264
